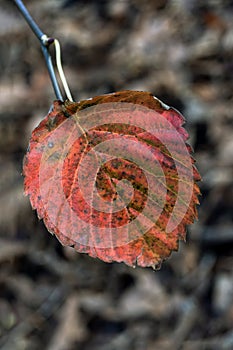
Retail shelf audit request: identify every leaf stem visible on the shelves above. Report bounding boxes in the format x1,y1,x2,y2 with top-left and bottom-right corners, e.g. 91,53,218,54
13,0,64,101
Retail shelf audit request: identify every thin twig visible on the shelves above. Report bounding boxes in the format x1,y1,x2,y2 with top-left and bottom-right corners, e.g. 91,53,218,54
13,0,64,101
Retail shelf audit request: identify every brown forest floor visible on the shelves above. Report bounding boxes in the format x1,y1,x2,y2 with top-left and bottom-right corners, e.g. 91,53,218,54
0,1,233,349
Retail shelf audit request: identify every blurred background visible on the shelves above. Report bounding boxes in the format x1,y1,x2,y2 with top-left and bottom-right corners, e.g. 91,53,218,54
0,0,233,349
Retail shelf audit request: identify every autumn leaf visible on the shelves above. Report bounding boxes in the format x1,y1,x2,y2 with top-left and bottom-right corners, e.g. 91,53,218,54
23,90,201,268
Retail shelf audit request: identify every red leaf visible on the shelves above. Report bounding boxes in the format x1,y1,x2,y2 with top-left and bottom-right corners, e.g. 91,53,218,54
23,91,201,268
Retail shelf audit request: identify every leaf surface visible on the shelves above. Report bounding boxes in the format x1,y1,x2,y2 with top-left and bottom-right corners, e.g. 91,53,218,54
23,91,201,268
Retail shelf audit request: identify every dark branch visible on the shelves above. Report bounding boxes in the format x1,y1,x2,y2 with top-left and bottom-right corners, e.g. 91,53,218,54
14,0,63,101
